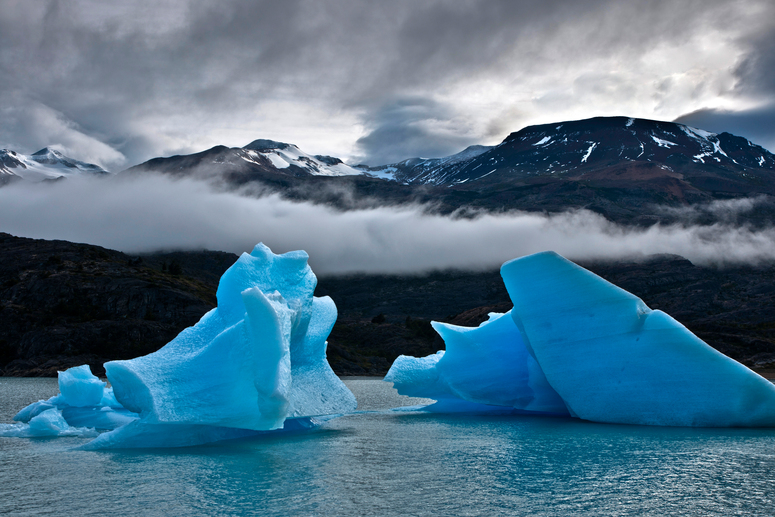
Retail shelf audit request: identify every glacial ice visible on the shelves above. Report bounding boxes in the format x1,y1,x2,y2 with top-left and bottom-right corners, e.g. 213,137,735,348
88,243,356,447
387,251,775,427
502,251,775,427
12,365,139,432
386,312,568,415
92,244,356,447
4,243,356,448
56,364,107,407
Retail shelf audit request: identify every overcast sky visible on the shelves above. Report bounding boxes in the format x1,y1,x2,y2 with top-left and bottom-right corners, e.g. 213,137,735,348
1,0,774,170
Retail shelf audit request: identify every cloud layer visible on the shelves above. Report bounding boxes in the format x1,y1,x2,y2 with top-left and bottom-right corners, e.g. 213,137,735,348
2,176,774,275
1,0,774,169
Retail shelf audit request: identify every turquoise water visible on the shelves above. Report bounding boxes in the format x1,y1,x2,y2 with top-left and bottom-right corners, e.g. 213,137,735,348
1,377,775,516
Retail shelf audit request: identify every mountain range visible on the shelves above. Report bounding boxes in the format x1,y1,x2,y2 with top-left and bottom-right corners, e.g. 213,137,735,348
3,116,775,223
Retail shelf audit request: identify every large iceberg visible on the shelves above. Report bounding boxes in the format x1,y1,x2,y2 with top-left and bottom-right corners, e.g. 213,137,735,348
4,244,356,447
503,252,775,427
387,251,775,427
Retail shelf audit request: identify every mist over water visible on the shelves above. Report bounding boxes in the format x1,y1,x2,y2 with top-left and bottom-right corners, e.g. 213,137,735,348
1,175,775,274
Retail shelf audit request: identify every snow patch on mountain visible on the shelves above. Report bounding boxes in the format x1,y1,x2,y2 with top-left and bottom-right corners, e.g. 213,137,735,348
680,125,715,142
581,142,597,163
711,140,731,160
650,136,678,148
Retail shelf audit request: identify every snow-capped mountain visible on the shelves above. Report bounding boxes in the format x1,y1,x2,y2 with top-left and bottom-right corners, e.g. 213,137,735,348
126,139,371,183
434,116,775,192
125,138,493,186
450,117,775,186
240,139,366,177
0,147,108,182
117,117,775,222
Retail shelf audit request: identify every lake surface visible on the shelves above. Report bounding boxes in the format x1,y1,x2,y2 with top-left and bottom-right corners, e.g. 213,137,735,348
1,377,775,516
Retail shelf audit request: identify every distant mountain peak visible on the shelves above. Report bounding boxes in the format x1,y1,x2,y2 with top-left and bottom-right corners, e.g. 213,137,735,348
0,147,108,181
29,147,78,168
503,116,721,142
0,148,23,161
31,147,65,157
127,138,369,181
495,115,774,171
425,115,775,195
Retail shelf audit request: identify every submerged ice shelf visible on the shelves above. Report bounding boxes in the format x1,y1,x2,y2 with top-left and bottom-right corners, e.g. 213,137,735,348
387,251,775,427
2,244,357,447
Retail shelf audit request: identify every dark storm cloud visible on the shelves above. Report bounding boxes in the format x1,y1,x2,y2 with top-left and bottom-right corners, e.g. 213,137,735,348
733,16,775,99
353,98,477,165
674,104,775,152
1,0,773,167
674,13,775,151
0,0,330,166
349,0,727,95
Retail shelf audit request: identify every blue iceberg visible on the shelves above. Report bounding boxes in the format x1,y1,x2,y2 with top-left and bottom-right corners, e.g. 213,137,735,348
5,244,356,447
10,365,140,432
503,252,775,427
0,408,100,438
387,251,775,427
3,365,137,437
57,365,107,407
386,311,568,415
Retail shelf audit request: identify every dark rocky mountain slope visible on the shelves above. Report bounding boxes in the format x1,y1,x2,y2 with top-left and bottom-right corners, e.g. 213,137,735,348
390,117,775,224
0,233,236,376
430,117,775,191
